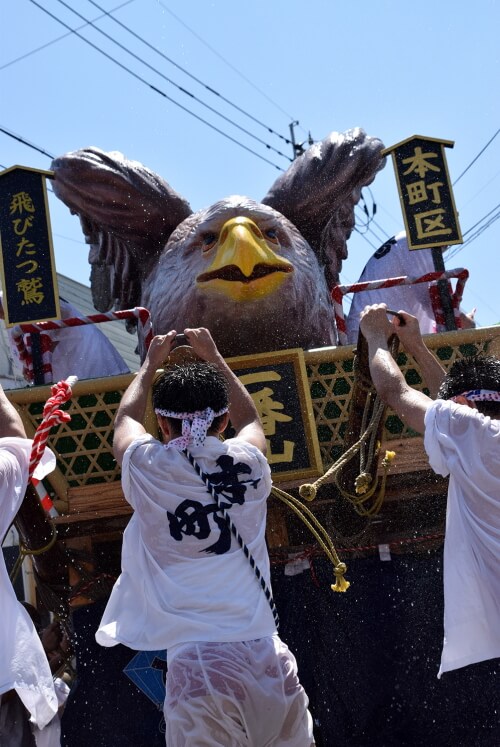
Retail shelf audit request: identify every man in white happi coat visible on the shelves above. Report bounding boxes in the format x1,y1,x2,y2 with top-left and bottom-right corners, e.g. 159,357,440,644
0,385,57,744
96,327,314,746
360,304,500,677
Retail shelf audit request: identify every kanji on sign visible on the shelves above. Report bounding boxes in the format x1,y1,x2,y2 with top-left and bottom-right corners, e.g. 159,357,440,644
382,135,463,250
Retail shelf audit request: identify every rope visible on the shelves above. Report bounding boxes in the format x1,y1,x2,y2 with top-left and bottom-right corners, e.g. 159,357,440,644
183,449,280,629
270,486,350,592
28,377,77,479
299,337,398,515
9,377,77,584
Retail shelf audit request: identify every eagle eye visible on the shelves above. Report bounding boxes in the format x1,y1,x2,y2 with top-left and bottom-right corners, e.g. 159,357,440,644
265,228,279,244
201,232,218,252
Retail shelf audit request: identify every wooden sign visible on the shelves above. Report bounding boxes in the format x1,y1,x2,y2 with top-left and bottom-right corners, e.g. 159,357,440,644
227,348,323,483
382,135,462,250
0,166,60,325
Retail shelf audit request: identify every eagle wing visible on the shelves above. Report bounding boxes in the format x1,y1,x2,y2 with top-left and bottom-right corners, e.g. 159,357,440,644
262,128,386,287
51,147,192,318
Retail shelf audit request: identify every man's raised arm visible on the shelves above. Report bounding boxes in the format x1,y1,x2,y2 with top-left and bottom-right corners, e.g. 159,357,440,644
359,305,432,435
113,331,178,465
392,311,446,398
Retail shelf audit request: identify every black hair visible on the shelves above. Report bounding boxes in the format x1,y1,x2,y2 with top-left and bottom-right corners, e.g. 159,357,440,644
437,354,500,418
152,362,229,433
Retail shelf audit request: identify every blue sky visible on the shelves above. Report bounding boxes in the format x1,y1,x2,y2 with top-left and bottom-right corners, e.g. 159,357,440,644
2,0,500,327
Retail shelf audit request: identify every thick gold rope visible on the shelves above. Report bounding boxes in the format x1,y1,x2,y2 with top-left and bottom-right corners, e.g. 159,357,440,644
271,485,350,592
299,335,399,514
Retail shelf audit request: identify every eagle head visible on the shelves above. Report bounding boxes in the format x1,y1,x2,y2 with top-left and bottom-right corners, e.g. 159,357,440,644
142,196,337,358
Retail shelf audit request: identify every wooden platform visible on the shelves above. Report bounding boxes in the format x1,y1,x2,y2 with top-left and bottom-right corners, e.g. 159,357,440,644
8,324,500,556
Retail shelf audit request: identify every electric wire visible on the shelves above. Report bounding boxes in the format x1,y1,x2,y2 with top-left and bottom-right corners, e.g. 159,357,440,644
156,0,301,129
0,126,54,160
89,0,293,147
446,202,500,260
54,0,292,163
444,127,500,260
453,128,500,186
29,0,285,171
0,0,136,71
353,226,378,251
463,211,500,246
5,6,500,266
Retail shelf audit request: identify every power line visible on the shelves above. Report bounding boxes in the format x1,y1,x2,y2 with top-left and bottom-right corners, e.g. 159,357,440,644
353,225,378,251
156,0,299,129
463,201,500,238
29,0,285,171
0,120,392,261
0,0,136,71
54,0,291,163
463,210,500,246
88,0,293,149
446,201,500,261
453,128,500,185
0,126,54,159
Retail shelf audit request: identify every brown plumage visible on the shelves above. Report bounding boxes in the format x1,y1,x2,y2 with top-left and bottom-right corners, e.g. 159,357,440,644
51,128,385,358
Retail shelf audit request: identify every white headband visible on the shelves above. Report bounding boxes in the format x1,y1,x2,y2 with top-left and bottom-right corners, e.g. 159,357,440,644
451,389,500,403
155,406,228,450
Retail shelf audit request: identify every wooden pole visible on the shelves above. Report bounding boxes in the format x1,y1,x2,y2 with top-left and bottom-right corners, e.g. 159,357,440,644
431,247,457,331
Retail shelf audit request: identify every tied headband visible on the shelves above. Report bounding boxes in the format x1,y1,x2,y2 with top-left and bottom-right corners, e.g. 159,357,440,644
155,406,228,450
451,389,500,403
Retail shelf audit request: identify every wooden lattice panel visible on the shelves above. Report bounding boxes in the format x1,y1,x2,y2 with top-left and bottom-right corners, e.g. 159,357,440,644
9,374,140,503
304,326,500,469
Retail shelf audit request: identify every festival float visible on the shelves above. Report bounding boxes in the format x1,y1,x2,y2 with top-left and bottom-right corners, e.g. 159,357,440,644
1,129,498,746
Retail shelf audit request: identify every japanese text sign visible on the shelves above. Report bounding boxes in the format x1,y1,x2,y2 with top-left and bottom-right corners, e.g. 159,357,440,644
227,348,323,483
0,166,60,325
382,135,462,250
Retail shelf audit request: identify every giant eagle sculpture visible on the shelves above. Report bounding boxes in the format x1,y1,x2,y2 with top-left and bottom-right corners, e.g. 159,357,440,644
51,128,385,359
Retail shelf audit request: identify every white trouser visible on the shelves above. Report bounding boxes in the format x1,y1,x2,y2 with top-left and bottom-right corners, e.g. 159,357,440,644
164,636,315,746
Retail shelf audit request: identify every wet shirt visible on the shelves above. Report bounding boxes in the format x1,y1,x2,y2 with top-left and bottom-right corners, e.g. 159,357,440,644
0,439,57,729
96,435,275,655
424,400,500,675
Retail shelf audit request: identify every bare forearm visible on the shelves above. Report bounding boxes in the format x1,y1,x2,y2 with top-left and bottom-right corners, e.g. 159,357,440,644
0,387,26,438
366,333,407,406
406,341,445,398
115,361,157,429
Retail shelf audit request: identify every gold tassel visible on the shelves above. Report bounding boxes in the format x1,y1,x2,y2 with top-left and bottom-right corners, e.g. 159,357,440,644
331,562,350,592
381,450,396,468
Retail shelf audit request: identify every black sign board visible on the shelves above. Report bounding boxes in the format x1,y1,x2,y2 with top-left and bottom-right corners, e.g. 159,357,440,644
0,166,60,325
227,348,323,483
382,135,462,250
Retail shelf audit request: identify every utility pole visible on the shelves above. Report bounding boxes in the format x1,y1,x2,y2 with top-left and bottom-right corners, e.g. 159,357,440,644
289,122,314,160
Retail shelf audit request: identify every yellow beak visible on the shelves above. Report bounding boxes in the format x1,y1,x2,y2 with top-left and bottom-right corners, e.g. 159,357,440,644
196,216,293,302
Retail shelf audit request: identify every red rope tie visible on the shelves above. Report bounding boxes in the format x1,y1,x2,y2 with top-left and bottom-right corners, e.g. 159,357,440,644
29,378,76,479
